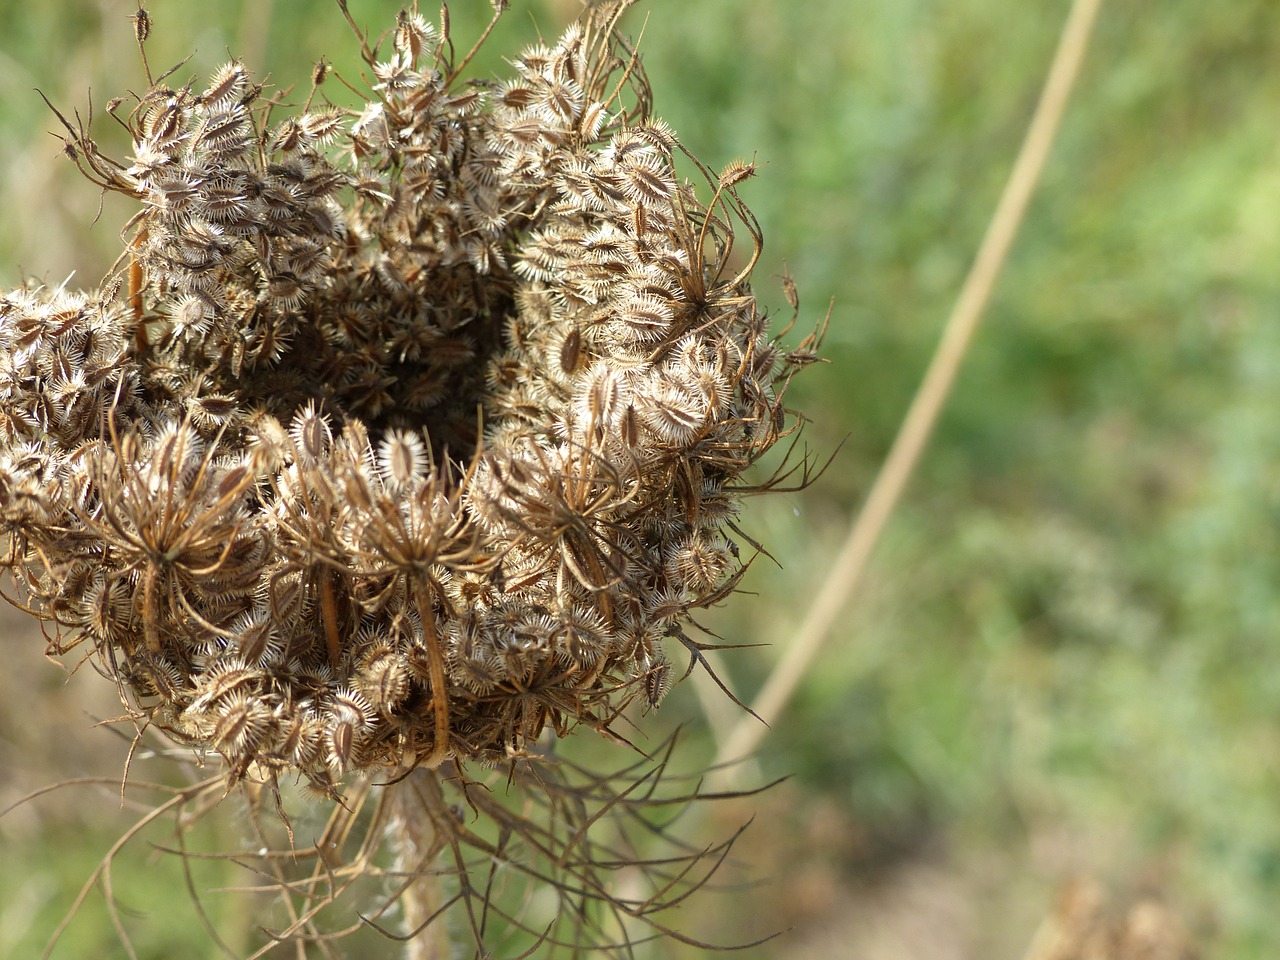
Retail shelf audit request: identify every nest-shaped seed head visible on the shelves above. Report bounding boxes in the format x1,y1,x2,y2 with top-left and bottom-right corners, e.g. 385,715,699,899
0,2,813,797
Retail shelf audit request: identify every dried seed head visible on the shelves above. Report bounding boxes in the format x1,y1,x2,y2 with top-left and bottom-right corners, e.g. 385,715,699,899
290,405,331,461
131,6,151,44
359,644,412,713
378,430,427,491
213,693,273,754
202,61,246,107
719,158,758,188
395,10,436,62
276,708,325,768
325,688,374,772
559,326,582,374
644,653,671,709
5,0,815,805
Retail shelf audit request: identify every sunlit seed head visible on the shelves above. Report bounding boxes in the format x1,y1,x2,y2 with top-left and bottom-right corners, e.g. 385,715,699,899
289,404,331,462
378,430,427,491
394,10,436,61
201,60,246,107
2,1,813,809
213,693,274,754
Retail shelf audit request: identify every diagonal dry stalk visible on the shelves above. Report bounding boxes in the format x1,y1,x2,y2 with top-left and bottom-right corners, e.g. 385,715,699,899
711,0,1108,780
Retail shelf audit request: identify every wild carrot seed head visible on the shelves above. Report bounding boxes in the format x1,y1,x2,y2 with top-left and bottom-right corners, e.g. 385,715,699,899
0,0,815,798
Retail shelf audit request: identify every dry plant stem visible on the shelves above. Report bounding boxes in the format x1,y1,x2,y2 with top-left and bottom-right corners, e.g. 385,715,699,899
395,771,449,960
714,0,1107,774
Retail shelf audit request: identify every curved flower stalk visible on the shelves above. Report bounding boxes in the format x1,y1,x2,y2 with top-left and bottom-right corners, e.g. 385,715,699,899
0,2,818,954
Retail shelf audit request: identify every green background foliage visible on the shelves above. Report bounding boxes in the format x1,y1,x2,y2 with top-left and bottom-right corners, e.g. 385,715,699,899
2,0,1279,956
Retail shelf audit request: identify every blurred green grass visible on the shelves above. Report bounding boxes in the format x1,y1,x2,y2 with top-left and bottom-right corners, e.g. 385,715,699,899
3,0,1280,957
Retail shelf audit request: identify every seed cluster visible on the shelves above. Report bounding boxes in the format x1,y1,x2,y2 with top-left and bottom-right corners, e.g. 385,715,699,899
0,3,810,797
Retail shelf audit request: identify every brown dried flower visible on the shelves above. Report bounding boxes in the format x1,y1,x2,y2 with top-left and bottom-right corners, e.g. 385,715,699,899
2,2,818,954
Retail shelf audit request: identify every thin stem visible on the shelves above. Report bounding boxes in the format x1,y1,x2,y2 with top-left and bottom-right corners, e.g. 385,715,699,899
395,771,449,960
714,0,1107,773
446,7,504,86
